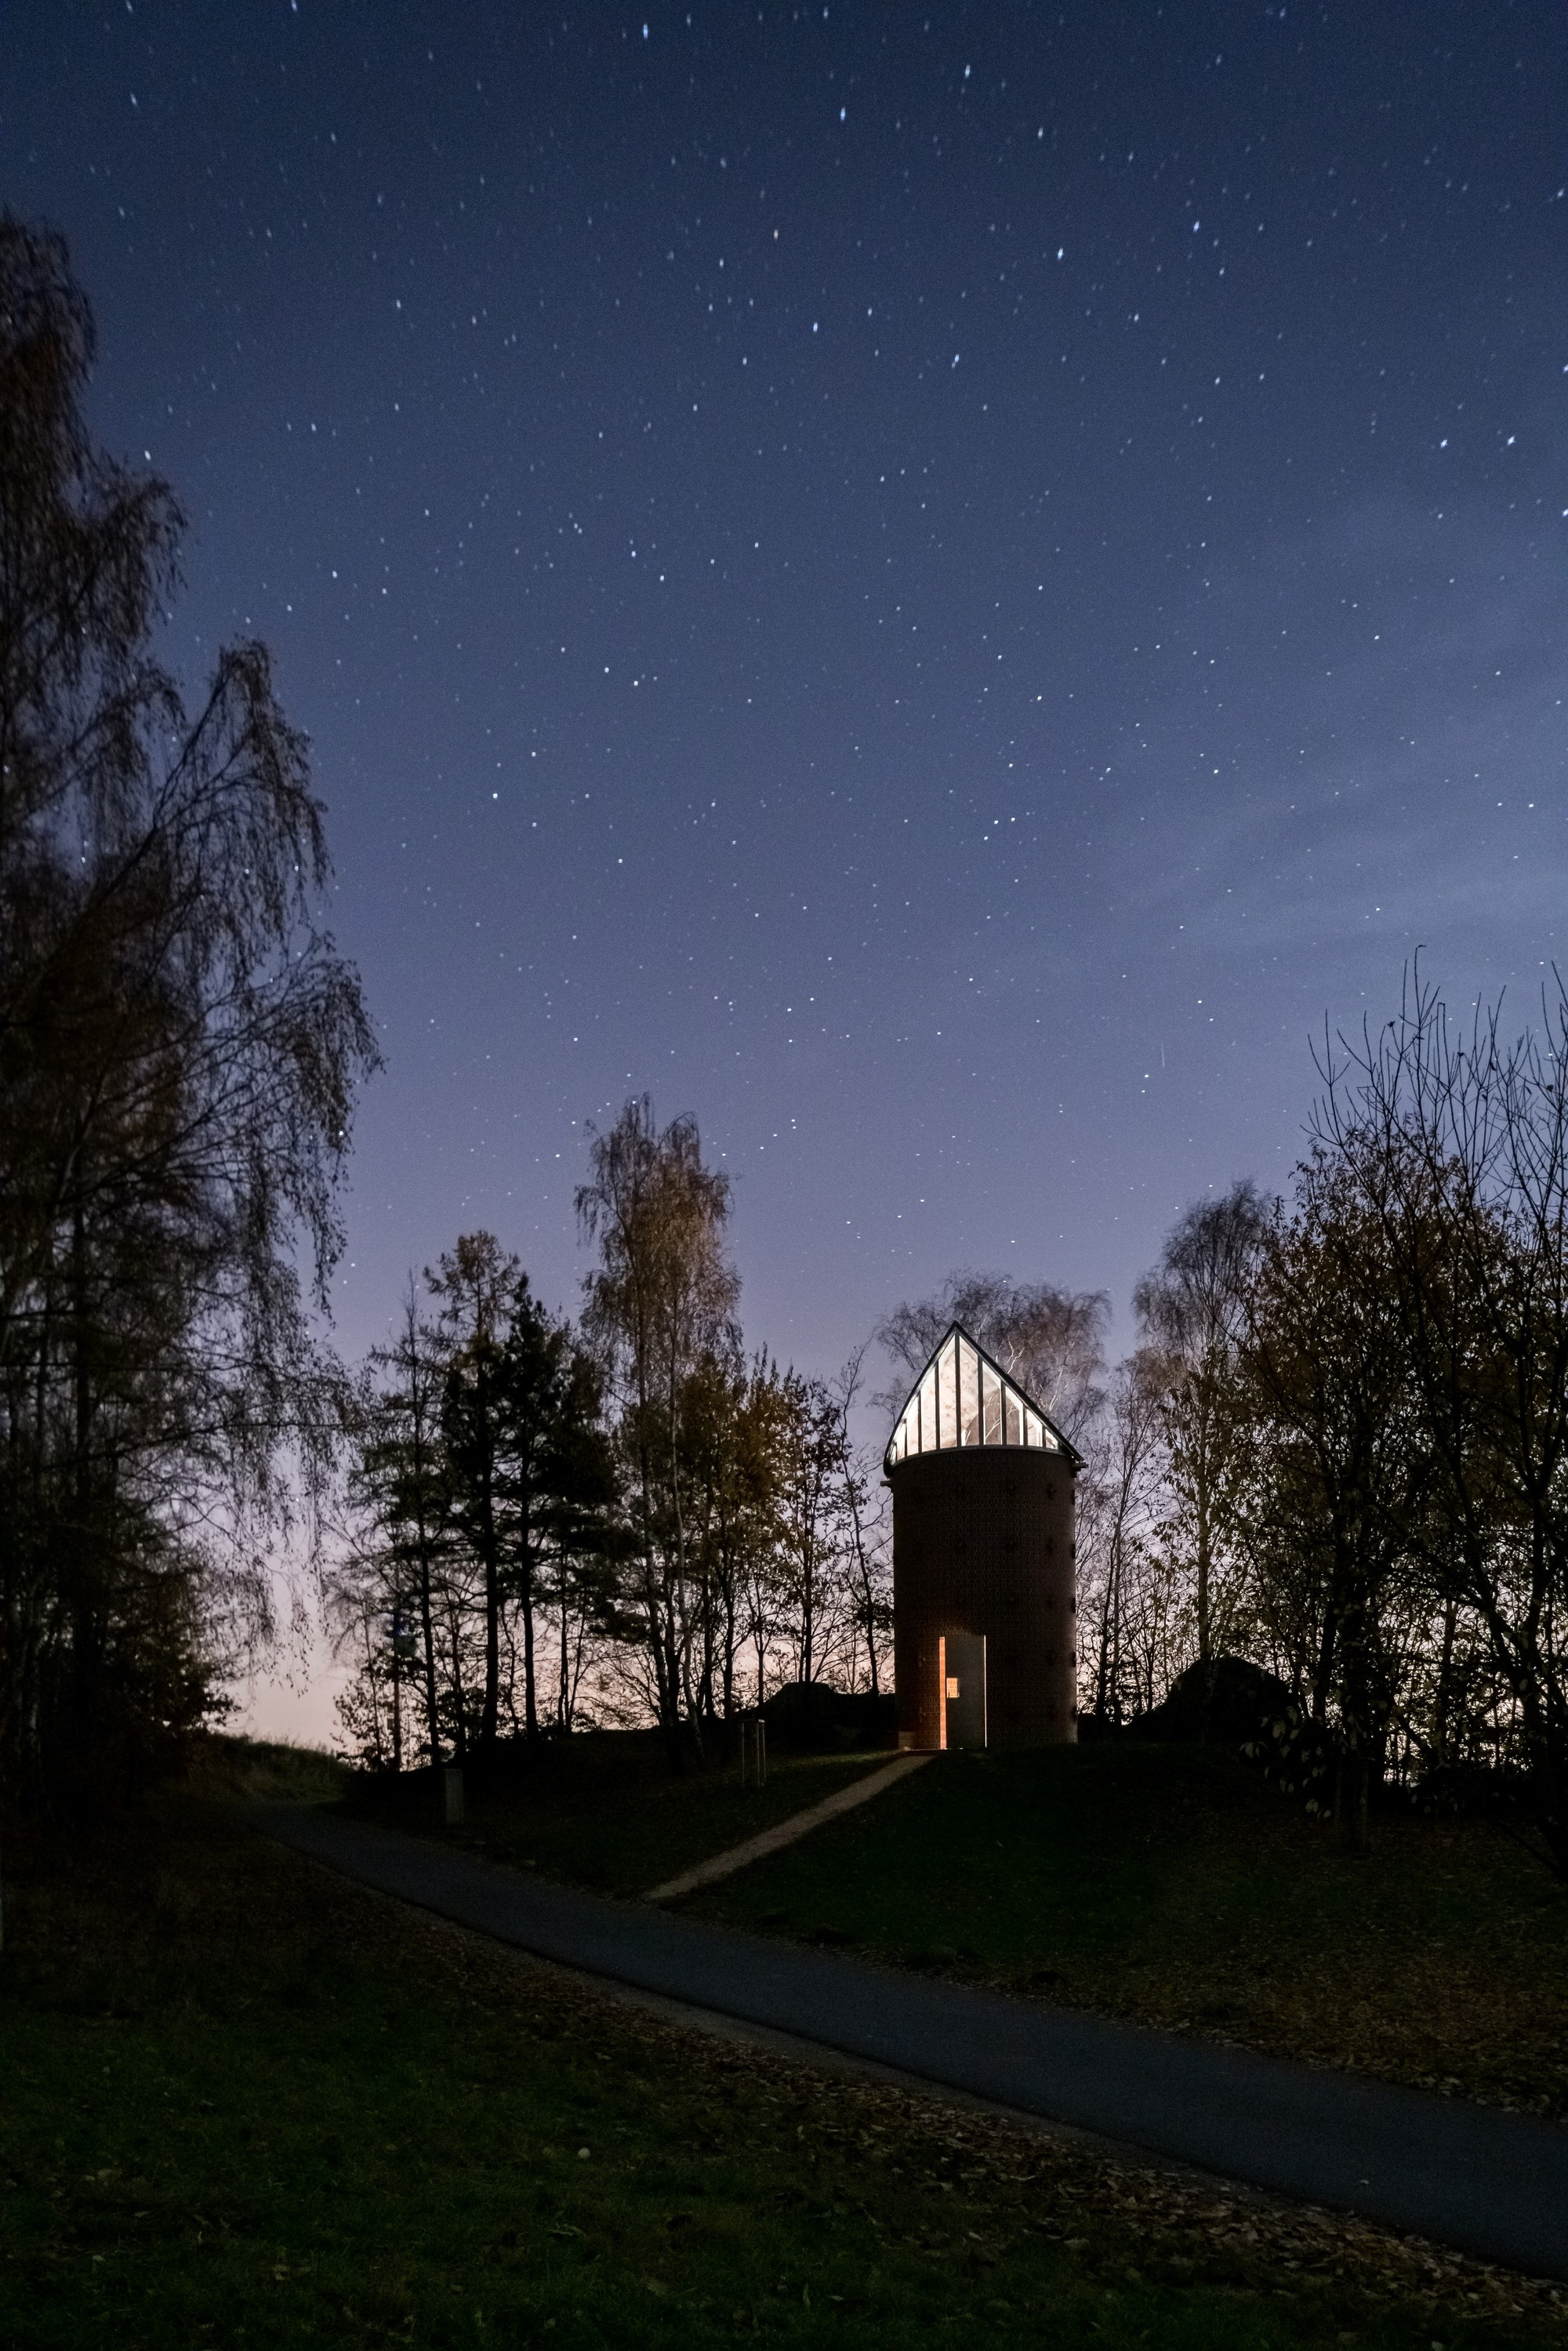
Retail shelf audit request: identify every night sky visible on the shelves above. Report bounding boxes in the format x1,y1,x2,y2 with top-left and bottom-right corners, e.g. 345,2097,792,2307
6,6,1565,1410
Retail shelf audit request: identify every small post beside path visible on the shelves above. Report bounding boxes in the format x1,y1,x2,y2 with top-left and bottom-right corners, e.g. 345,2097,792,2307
739,1713,768,1787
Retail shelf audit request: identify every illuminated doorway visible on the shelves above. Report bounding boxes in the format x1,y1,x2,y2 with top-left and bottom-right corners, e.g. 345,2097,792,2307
938,1632,987,1749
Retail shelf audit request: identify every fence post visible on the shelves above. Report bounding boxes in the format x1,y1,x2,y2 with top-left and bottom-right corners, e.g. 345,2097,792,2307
444,1764,465,1827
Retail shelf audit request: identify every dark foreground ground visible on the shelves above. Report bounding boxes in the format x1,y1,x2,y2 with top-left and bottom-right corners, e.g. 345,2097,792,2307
2,1788,1566,2349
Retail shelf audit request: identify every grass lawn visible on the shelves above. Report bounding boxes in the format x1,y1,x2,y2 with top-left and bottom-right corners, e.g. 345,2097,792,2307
681,1743,1568,2117
352,1732,886,1897
2,1793,1563,2349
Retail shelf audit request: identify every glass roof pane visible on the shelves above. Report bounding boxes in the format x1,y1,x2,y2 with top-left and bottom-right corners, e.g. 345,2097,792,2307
959,1337,980,1446
885,1322,1072,1468
917,1365,935,1453
938,1336,957,1447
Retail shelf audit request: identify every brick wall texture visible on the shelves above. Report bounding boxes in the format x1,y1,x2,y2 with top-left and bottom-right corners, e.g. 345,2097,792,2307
890,1445,1078,1749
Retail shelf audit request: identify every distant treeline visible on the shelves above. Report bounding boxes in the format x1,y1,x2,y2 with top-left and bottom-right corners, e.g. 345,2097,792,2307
329,1106,890,1772
1070,987,1568,1873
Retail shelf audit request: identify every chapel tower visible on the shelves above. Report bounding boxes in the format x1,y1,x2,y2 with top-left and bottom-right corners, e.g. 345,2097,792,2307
885,1324,1080,1750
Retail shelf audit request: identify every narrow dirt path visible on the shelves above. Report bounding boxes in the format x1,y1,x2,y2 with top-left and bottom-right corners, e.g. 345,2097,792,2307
644,1751,932,1899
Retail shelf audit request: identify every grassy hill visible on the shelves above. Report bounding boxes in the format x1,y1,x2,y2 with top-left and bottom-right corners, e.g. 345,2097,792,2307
351,1732,886,1895
678,1743,1568,2119
343,1728,1568,2115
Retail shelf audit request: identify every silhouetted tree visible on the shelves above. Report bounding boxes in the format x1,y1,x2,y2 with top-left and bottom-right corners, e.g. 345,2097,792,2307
534,1340,624,1733
488,1277,619,1742
772,1367,847,1695
1314,972,1568,1873
679,1346,785,1725
1080,1350,1168,1725
576,1098,739,1758
1135,1181,1270,1667
0,217,376,1802
431,1234,519,1753
337,1250,621,1761
827,1344,892,1700
1234,1159,1432,1848
337,1284,454,1767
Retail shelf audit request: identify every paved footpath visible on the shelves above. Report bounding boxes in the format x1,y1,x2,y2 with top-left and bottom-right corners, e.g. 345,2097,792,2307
260,1806,1568,2280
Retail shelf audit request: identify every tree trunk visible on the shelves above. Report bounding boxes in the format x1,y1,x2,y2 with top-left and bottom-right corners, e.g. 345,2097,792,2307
1432,1598,1457,1765
417,1528,441,1767
446,1593,469,1760
519,1506,539,1743
1335,1748,1370,1853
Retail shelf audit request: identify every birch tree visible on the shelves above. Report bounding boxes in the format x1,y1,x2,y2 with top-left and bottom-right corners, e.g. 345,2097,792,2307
576,1099,739,1758
0,218,376,1801
1134,1182,1269,1669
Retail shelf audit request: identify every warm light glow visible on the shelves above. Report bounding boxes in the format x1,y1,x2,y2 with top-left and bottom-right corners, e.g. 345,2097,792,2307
886,1325,1061,1466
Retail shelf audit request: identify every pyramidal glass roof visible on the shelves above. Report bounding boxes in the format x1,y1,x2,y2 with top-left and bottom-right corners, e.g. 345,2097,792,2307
884,1323,1077,1471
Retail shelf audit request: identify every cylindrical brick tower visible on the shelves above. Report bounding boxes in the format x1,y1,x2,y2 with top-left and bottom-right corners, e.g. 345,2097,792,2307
886,1324,1080,1750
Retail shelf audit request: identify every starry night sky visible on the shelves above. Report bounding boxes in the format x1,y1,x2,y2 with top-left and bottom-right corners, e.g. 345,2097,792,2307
6,2,1566,1380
